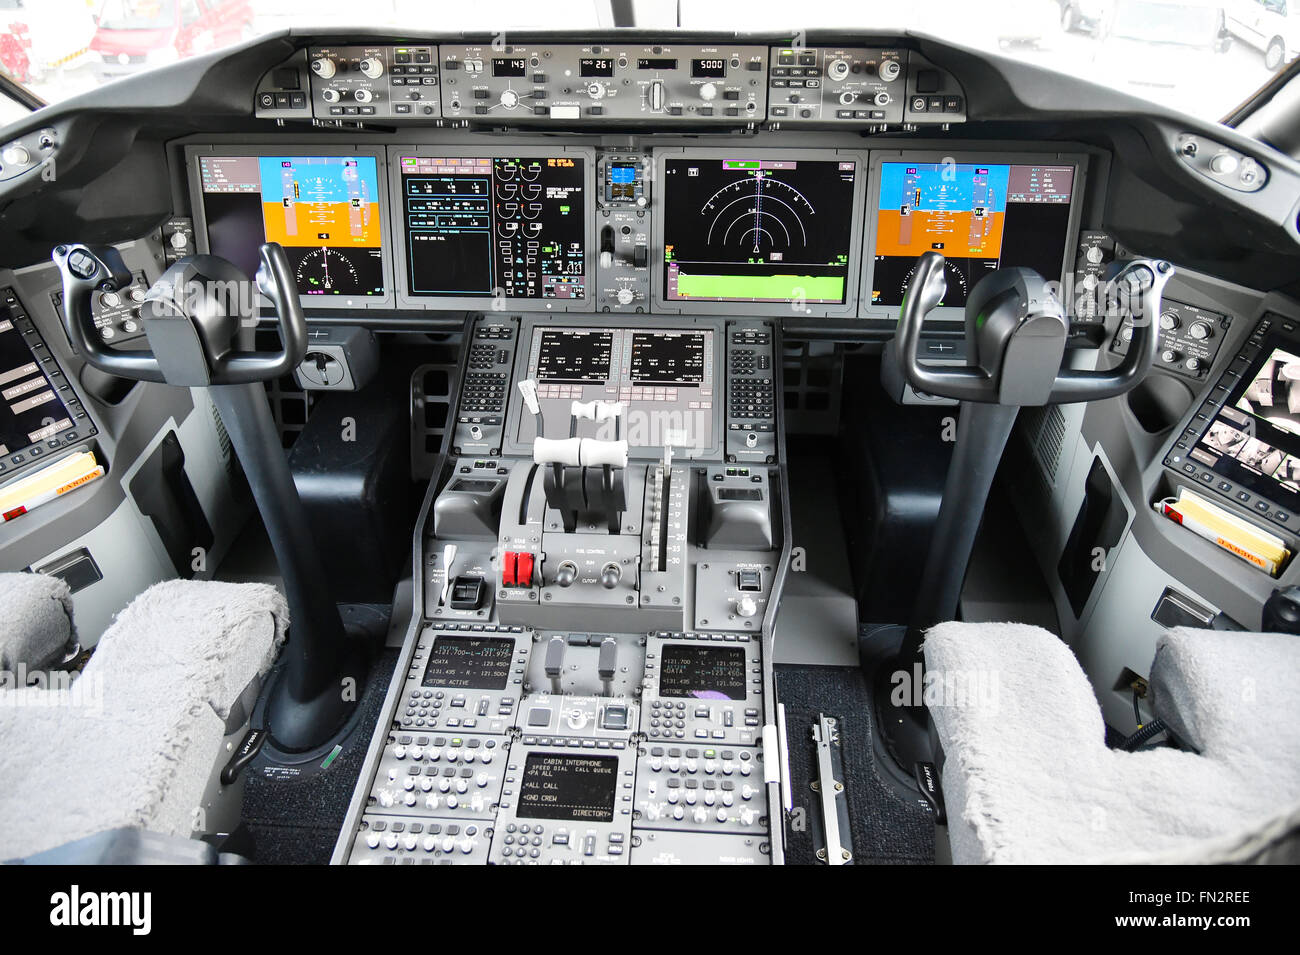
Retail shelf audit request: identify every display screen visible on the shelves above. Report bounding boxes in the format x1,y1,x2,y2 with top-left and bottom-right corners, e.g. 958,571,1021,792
658,645,748,700
1192,337,1300,512
197,155,386,298
517,753,618,822
692,58,727,77
638,58,677,70
870,161,1076,309
535,329,612,383
421,635,514,690
629,331,707,384
0,297,77,458
580,57,614,77
492,57,527,77
399,155,586,299
662,158,857,304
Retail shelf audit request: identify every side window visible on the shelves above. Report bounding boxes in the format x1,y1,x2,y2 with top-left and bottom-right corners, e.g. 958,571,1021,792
180,0,203,25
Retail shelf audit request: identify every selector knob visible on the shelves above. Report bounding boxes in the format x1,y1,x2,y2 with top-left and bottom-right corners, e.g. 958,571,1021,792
1162,349,1179,364
699,82,718,101
1085,244,1105,264
828,58,850,81
586,81,606,99
1186,357,1202,373
359,57,384,79
556,561,578,587
499,89,520,109
736,595,758,618
648,79,666,112
616,288,635,306
1159,311,1180,331
600,563,621,589
873,91,891,107
99,291,121,308
321,88,341,104
1189,321,1213,341
838,91,857,106
354,88,373,104
879,59,902,82
311,57,336,79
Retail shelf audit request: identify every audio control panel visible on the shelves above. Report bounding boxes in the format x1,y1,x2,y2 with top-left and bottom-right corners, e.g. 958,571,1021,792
1111,298,1231,380
767,46,906,125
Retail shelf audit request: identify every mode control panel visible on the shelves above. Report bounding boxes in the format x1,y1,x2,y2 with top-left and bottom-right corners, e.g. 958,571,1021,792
439,43,768,123
767,46,905,125
307,44,441,120
596,151,651,313
1112,298,1231,381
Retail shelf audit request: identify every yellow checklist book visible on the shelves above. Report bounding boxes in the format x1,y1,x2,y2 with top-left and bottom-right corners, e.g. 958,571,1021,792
1154,487,1291,576
0,451,105,522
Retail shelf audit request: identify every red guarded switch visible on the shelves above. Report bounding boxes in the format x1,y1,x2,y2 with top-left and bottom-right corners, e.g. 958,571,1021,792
501,551,518,587
515,552,535,588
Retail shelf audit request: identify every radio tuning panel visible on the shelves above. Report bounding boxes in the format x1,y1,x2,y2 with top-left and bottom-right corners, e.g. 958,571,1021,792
438,43,768,123
766,46,907,125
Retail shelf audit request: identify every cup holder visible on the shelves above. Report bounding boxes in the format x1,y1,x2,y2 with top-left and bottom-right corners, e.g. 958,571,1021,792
1126,373,1195,433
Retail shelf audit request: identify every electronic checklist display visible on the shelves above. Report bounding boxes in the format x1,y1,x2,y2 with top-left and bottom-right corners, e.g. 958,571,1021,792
193,153,388,302
862,153,1086,320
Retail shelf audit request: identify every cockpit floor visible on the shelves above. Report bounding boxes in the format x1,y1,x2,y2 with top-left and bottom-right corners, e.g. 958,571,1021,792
776,660,936,864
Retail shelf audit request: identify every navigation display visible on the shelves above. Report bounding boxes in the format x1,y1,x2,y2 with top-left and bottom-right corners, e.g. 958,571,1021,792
870,161,1076,309
398,155,586,300
420,635,515,690
1192,337,1300,512
517,753,618,822
0,294,78,460
662,158,857,304
197,155,386,298
658,645,747,700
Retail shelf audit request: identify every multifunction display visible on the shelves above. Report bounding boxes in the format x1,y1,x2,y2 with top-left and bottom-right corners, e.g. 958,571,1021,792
197,155,385,298
1193,334,1300,513
658,645,748,700
399,155,586,300
871,161,1076,308
420,635,515,690
535,329,612,383
662,158,858,304
0,295,78,460
517,753,619,822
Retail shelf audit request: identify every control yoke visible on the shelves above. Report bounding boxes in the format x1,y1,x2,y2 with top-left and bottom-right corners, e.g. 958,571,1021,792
52,241,365,756
893,249,1173,406
54,243,308,387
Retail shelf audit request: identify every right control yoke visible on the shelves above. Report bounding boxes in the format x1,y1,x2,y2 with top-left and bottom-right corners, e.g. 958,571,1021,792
893,249,1173,406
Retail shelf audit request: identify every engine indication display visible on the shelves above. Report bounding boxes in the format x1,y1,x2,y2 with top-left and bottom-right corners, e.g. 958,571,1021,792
658,645,747,700
399,155,586,300
517,753,619,822
421,635,515,690
662,158,858,304
870,161,1076,309
197,155,386,298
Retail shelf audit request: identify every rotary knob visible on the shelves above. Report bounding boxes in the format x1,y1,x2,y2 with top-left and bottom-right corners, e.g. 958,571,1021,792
647,80,666,112
586,81,606,99
838,91,857,106
1159,311,1180,331
828,58,850,81
359,57,384,79
736,595,758,617
1188,321,1213,341
872,91,891,107
1085,244,1105,264
321,88,341,104
311,56,336,79
354,88,373,104
99,291,121,308
616,288,635,306
499,89,520,109
699,82,718,101
879,59,902,82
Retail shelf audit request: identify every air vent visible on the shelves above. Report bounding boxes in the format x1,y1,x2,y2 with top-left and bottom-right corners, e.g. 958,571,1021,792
1018,404,1067,486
